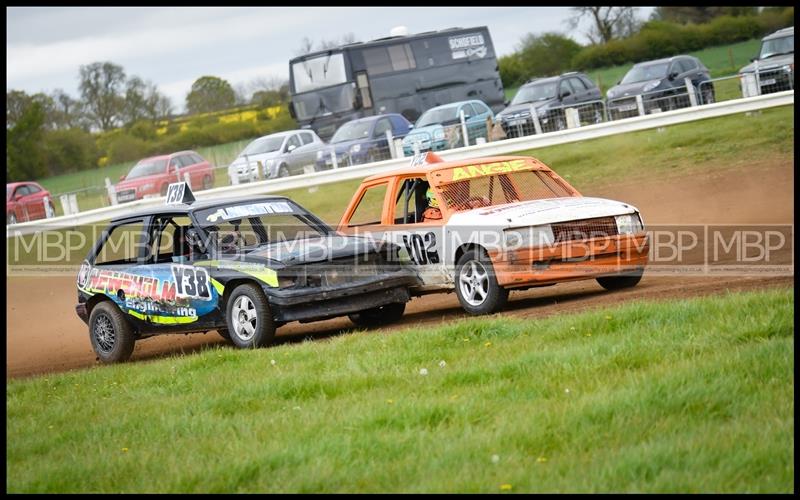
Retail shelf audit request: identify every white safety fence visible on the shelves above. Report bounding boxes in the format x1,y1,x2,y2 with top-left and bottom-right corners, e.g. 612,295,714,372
6,90,793,238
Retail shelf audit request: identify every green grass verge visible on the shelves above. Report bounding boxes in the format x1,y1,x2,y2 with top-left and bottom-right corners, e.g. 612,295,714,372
506,38,764,101
6,287,794,492
6,104,793,268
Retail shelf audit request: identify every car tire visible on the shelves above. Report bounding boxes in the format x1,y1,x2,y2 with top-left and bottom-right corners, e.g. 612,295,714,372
454,249,508,315
8,213,17,224
202,175,212,190
89,301,136,363
226,283,276,349
596,269,644,291
278,165,289,178
348,302,406,328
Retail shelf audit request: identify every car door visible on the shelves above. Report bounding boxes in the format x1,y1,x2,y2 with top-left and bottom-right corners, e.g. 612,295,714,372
12,185,31,221
167,156,183,184
293,131,319,174
283,134,305,175
558,78,579,106
568,77,592,104
22,183,47,220
371,118,393,159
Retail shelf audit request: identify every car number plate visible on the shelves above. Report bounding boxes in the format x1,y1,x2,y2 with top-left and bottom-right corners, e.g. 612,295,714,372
508,118,527,126
618,104,637,112
761,78,776,85
117,192,134,201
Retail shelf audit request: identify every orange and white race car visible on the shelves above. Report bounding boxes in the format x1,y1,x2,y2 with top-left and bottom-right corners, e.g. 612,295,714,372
338,152,650,315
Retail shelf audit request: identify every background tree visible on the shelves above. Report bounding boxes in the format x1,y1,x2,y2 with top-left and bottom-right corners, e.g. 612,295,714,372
650,7,759,24
7,100,47,180
248,76,290,107
78,61,127,131
567,7,642,44
185,75,236,114
517,33,583,79
49,89,87,130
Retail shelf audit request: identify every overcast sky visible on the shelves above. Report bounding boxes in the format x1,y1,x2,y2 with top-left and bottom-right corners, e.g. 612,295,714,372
7,6,654,113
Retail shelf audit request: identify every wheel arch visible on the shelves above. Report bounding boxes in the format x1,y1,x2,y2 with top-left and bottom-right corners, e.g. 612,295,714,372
454,242,487,265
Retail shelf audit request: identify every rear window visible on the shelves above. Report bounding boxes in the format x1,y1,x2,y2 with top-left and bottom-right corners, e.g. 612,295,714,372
437,170,575,212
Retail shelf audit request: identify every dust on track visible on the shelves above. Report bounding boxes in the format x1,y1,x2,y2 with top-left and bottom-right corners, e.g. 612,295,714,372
6,160,793,379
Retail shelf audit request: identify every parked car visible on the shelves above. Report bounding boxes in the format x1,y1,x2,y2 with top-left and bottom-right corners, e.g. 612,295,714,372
227,130,326,184
315,114,412,170
338,152,649,316
115,151,214,203
7,181,55,224
606,55,712,119
739,26,794,96
496,72,603,137
402,100,494,156
74,182,420,363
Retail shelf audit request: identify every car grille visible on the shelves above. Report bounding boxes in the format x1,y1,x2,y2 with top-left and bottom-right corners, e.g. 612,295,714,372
552,216,618,243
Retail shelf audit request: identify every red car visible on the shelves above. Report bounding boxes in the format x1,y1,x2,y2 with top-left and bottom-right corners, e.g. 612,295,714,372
114,150,215,203
7,181,55,224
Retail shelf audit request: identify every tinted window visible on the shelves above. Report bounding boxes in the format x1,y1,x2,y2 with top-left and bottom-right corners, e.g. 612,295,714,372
348,183,387,226
387,43,416,71
26,184,42,194
300,132,314,145
570,77,587,91
559,79,575,96
363,47,393,75
580,76,596,90
14,186,30,197
460,103,477,117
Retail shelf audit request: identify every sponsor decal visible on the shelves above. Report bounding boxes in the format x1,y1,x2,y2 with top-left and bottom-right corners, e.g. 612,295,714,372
449,159,530,181
82,267,178,303
449,33,488,60
77,260,91,288
205,202,293,222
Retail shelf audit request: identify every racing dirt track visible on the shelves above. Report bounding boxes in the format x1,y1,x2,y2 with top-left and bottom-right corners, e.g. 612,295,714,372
7,160,793,379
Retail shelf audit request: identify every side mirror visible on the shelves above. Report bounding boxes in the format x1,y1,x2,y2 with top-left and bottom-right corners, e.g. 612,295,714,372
287,144,297,153
668,72,679,81
560,90,572,99
119,174,126,181
408,124,414,129
504,100,510,107
616,80,621,85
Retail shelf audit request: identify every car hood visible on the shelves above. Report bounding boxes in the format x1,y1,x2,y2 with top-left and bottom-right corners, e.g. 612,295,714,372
229,151,282,168
240,234,383,267
739,53,794,73
115,176,159,190
497,100,552,119
447,197,639,228
607,81,658,99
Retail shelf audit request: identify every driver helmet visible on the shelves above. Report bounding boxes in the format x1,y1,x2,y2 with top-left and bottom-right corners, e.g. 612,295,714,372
426,188,439,209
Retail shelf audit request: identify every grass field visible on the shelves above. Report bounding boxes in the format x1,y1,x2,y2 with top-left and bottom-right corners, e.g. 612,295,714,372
505,38,763,101
7,104,793,268
6,287,794,493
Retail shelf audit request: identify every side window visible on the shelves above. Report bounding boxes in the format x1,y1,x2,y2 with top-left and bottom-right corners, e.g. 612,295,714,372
95,221,146,266
393,177,429,224
348,183,388,227
559,79,576,96
285,135,301,152
387,43,416,71
460,103,477,117
190,153,205,164
473,101,490,115
16,186,31,197
581,76,597,90
300,132,314,145
363,47,393,75
27,184,42,194
669,61,682,76
178,155,194,167
168,157,181,170
570,77,587,91
373,118,392,137
151,216,194,264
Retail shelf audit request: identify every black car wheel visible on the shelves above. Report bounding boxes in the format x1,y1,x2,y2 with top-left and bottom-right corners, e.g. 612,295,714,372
89,301,136,363
454,249,509,315
348,302,406,328
596,269,644,291
225,284,275,349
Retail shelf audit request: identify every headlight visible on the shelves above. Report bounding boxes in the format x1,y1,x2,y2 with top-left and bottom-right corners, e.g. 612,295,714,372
350,144,361,153
782,64,793,73
643,80,661,92
615,213,643,234
433,129,445,140
503,225,554,248
606,89,617,99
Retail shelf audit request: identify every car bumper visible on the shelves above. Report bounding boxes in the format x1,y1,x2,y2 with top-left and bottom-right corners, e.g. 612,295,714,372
490,233,650,288
263,270,420,323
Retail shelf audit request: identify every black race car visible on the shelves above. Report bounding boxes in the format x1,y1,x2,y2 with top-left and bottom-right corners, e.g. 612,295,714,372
75,183,420,362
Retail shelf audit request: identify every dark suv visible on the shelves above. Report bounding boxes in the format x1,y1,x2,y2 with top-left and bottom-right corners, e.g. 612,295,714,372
606,55,712,119
738,26,794,96
496,72,603,137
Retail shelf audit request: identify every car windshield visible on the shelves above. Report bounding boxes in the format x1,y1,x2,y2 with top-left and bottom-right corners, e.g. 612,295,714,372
416,106,460,127
436,167,575,213
760,35,794,59
241,136,284,156
194,200,330,255
126,159,168,179
621,62,669,84
331,121,372,143
511,81,558,104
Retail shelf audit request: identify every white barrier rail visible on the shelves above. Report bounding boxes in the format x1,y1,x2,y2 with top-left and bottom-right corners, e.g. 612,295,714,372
6,90,794,238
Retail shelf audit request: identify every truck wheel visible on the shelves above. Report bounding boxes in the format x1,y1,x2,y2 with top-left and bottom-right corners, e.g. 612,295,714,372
226,284,275,348
348,302,406,328
89,301,136,363
596,270,644,291
202,175,212,190
455,249,508,315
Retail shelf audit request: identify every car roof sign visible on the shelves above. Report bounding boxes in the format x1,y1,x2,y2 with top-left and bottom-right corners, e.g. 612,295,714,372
165,182,196,205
